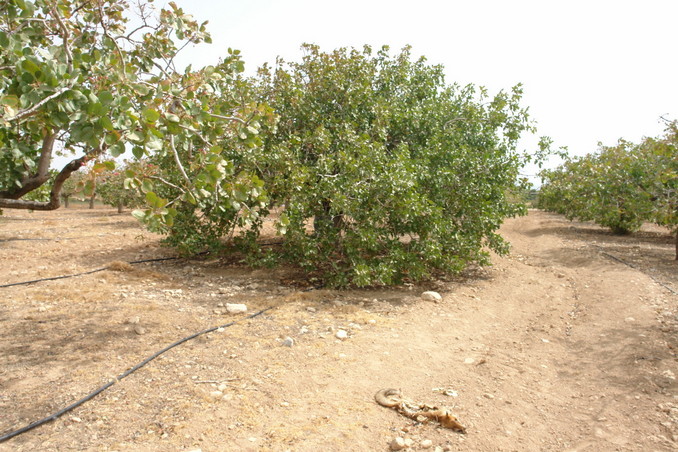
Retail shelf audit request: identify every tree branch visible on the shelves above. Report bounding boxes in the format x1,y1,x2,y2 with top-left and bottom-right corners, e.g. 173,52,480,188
5,87,69,122
0,132,57,199
209,113,248,125
0,155,86,210
169,135,191,186
50,6,73,71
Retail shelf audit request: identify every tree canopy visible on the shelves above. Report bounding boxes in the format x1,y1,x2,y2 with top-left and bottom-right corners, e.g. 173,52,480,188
539,121,678,258
0,0,270,218
2,0,548,286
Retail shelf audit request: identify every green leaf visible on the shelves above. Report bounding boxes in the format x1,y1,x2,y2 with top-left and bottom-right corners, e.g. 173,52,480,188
143,108,161,123
99,116,114,131
1,95,19,107
83,180,95,196
98,91,114,105
110,142,125,157
128,131,144,143
141,179,153,193
131,209,147,221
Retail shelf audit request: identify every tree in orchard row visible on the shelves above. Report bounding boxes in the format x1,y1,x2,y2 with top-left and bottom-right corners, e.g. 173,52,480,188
156,44,547,286
0,0,272,228
97,161,153,213
538,121,677,259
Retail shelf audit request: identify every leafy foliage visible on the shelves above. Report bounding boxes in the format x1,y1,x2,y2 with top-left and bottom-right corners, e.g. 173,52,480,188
243,45,536,286
0,0,269,217
97,161,149,212
539,122,677,257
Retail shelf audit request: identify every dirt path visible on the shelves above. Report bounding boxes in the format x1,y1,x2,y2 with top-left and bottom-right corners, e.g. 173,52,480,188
0,208,676,451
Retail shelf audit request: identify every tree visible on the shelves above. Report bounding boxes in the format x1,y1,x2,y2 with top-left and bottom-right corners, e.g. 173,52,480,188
539,123,678,259
636,121,678,258
0,0,269,224
244,45,538,286
97,161,150,213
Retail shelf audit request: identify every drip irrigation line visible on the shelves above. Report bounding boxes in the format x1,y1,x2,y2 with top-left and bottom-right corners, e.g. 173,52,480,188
597,249,677,295
0,267,108,288
0,306,274,443
0,255,201,289
0,238,51,242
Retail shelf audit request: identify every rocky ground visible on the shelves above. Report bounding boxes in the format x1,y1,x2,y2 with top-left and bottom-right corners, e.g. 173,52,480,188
0,207,676,451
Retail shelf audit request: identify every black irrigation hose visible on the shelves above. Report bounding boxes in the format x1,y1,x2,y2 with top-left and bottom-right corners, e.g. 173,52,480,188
0,256,187,289
598,249,677,295
0,306,274,443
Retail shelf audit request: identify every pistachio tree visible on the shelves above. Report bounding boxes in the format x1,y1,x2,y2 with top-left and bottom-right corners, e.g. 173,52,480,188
251,45,537,286
539,122,677,258
0,0,270,228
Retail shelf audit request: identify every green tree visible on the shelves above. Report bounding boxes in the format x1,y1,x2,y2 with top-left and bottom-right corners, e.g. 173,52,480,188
247,45,537,286
539,123,677,258
0,0,270,229
98,161,151,213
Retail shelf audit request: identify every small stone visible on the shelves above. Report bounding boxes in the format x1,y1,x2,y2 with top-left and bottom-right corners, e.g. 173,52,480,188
282,337,295,347
248,437,257,442
70,416,82,423
226,303,247,314
209,390,223,399
126,316,140,324
335,329,349,340
306,307,317,313
421,291,442,303
420,439,433,449
403,438,414,447
217,384,227,391
213,309,222,315
484,393,495,399
134,325,146,335
464,357,475,364
368,319,376,324
390,437,406,451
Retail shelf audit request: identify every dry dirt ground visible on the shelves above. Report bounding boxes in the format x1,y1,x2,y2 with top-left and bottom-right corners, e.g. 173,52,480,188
0,207,676,452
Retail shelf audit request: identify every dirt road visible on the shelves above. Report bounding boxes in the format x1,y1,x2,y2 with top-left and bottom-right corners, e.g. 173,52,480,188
0,208,676,451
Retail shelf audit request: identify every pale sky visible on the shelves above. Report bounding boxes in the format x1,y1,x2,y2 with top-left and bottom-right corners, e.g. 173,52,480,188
165,0,677,179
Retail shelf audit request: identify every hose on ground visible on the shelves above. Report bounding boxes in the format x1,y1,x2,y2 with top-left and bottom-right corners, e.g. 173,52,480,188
0,306,274,443
0,256,191,289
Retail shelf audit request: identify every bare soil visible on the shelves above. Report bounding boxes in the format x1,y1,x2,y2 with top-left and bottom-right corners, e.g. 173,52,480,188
0,207,676,452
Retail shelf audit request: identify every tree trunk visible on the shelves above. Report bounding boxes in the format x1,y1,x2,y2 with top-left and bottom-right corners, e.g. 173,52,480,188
89,194,96,209
63,196,69,208
117,201,123,214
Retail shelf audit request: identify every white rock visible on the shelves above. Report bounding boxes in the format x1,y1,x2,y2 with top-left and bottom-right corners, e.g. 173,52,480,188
420,439,433,449
421,291,442,302
390,437,407,451
209,390,223,399
335,330,349,340
226,303,247,314
282,337,295,347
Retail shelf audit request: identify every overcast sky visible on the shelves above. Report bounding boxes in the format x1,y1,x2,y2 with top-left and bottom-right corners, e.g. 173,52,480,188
165,0,677,178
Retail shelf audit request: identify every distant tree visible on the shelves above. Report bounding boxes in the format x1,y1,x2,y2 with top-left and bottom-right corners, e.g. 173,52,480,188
98,161,151,213
539,122,677,259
